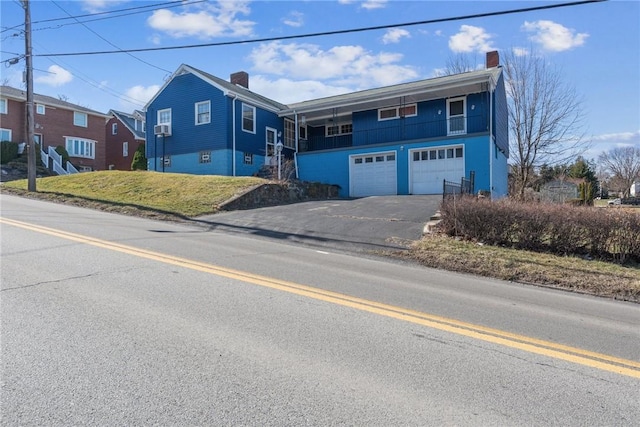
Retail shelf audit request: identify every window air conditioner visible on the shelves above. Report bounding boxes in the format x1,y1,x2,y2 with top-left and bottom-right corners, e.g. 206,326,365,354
154,124,171,135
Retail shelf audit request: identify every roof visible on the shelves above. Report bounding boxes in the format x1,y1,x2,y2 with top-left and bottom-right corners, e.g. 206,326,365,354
144,64,288,113
0,85,109,117
109,110,146,140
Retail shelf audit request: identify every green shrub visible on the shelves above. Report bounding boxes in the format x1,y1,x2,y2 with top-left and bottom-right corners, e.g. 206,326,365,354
55,145,70,167
1,141,19,164
131,143,147,170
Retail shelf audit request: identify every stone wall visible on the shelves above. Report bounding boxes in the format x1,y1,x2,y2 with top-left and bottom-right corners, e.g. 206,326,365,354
218,181,340,211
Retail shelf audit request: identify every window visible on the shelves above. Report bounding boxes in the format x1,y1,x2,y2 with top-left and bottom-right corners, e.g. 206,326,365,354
447,97,466,135
112,123,118,135
65,137,95,159
79,166,93,172
0,128,11,142
36,104,45,115
284,119,307,149
242,103,255,133
455,147,463,158
199,151,211,163
195,101,210,125
243,152,253,165
326,122,352,137
0,98,7,114
34,134,42,146
122,142,128,157
157,108,171,125
163,156,171,167
378,103,417,121
73,111,88,127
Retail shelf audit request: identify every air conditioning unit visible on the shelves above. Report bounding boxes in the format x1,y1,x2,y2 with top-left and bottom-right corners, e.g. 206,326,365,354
154,124,171,136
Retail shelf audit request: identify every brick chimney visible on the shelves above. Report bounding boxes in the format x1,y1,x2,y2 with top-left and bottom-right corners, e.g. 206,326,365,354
230,71,249,89
486,51,499,69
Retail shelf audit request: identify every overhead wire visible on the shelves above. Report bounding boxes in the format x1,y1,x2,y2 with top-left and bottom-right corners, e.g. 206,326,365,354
32,0,607,58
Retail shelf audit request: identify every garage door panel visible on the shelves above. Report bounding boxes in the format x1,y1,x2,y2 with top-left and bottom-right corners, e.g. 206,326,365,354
410,146,464,195
351,152,397,197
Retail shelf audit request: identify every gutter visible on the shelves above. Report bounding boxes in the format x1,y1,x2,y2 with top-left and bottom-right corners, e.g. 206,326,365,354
231,94,237,176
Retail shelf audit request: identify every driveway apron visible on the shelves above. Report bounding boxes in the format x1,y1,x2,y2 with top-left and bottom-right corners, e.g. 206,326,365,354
194,195,442,254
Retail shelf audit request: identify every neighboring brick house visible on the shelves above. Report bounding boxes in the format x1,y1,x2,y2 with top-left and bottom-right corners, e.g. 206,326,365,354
0,85,109,172
106,110,146,170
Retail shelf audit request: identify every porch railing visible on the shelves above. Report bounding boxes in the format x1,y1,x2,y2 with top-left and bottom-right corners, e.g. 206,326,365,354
301,114,488,152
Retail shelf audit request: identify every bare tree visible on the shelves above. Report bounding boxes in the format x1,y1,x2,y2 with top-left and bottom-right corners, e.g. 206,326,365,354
598,146,640,198
503,49,588,199
436,53,479,76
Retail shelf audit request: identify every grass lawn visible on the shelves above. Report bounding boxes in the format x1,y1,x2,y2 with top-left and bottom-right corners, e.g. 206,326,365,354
2,171,639,302
2,171,265,217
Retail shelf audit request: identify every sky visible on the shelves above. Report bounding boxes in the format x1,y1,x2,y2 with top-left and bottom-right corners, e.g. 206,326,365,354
1,0,638,161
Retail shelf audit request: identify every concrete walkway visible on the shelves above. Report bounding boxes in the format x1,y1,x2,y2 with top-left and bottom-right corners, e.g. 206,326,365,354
194,195,442,254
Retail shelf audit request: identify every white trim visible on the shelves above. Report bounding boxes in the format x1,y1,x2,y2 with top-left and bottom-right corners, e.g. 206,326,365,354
349,150,398,197
446,96,466,135
36,104,45,115
265,126,277,165
65,136,96,159
241,103,256,134
325,122,353,137
73,111,88,127
157,108,172,126
377,103,417,121
195,100,211,125
408,143,465,195
122,141,128,157
0,128,12,142
0,98,7,114
112,123,118,135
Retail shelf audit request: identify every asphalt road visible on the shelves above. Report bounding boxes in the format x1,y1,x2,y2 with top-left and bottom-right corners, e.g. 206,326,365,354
2,194,639,426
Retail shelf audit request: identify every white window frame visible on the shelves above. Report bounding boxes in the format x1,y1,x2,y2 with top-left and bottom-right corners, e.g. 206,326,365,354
0,128,12,142
377,103,417,121
241,102,256,134
195,101,211,125
122,141,128,157
243,152,253,165
36,104,45,115
447,97,466,135
112,123,118,135
242,103,256,134
65,136,96,159
325,122,353,137
0,98,7,114
284,118,306,149
157,108,172,126
73,111,88,127
163,155,171,167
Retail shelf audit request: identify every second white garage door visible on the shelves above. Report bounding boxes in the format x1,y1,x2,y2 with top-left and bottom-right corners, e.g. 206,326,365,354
350,152,397,197
410,146,464,194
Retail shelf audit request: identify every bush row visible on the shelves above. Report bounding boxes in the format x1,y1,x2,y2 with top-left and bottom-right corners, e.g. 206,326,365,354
439,196,640,264
1,141,19,164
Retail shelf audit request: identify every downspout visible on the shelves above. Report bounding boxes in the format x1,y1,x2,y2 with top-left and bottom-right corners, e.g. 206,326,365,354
294,111,299,179
231,94,237,176
488,79,494,199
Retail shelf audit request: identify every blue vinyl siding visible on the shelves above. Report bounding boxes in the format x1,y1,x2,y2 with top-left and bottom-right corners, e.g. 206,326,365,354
232,98,283,156
298,134,491,197
493,74,509,156
146,73,228,159
492,143,509,197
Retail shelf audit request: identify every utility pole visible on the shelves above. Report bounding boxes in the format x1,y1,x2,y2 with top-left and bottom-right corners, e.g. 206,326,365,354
23,0,36,192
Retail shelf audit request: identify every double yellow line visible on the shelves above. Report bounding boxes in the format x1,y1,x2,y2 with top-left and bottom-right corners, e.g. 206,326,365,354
2,216,639,379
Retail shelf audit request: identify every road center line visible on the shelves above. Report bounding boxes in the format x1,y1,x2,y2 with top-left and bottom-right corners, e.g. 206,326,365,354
2,217,639,379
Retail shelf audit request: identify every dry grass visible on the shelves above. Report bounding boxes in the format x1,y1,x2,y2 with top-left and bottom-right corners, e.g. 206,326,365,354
404,234,640,302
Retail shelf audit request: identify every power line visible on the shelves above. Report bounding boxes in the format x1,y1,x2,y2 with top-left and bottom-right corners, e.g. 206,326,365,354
50,1,171,74
1,0,207,34
33,0,607,58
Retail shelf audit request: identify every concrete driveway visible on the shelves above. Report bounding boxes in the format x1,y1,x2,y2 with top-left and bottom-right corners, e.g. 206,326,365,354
194,195,442,254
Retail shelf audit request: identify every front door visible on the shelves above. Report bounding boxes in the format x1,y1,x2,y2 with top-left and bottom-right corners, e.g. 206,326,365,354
265,127,276,165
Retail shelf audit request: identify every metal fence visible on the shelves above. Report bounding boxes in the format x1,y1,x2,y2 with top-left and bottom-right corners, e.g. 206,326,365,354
443,171,475,200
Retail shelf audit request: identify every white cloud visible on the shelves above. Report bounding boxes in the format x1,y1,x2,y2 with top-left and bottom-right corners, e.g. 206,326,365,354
512,47,529,57
147,1,254,39
283,11,304,28
434,30,443,37
583,131,640,158
362,0,388,10
123,84,161,108
382,28,410,44
522,20,588,52
449,25,495,53
35,65,73,87
81,0,128,13
247,41,418,89
249,76,352,104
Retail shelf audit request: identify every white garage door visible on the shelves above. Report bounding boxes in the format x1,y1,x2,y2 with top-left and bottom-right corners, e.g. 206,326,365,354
410,146,464,194
350,152,397,197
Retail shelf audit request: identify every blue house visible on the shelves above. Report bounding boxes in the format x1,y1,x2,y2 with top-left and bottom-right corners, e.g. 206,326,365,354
145,65,288,176
145,51,508,198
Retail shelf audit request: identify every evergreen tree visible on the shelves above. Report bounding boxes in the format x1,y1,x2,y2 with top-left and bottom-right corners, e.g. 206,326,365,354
131,143,147,170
